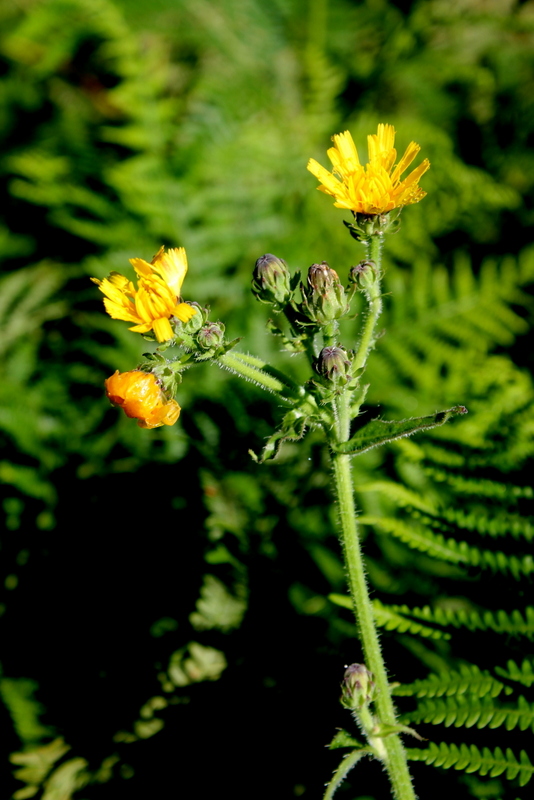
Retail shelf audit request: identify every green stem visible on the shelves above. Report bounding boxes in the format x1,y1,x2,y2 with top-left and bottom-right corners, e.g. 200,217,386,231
328,235,416,799
352,235,384,374
217,351,301,404
323,748,370,800
330,402,416,800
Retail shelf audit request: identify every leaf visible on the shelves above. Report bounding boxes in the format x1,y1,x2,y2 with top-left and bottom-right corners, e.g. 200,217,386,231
334,406,468,455
328,730,364,750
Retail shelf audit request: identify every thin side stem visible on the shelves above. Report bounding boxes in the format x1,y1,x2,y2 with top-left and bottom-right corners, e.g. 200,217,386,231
323,749,370,800
217,351,301,404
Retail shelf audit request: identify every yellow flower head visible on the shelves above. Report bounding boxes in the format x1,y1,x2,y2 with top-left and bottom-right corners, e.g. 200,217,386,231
105,370,180,429
307,124,430,215
92,246,197,342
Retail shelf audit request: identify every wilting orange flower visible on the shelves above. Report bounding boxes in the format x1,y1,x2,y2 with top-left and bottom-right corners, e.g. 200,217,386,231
105,370,180,429
92,246,197,342
307,124,430,215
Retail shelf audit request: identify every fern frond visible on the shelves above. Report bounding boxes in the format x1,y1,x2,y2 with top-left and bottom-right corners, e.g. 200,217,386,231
392,665,504,699
495,660,534,688
406,742,534,786
356,481,437,514
402,694,534,732
424,468,533,501
372,600,450,640
373,602,534,639
440,507,534,542
359,516,534,578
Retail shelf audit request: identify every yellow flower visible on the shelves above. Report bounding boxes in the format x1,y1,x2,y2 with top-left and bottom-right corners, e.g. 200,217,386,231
92,246,197,342
105,370,181,429
307,124,430,215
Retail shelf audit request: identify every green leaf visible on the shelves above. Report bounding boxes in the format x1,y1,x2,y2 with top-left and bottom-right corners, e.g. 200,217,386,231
334,407,468,455
328,730,364,750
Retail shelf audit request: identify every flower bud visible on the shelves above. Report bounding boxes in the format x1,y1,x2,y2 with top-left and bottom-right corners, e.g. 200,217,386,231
301,262,349,324
180,302,208,333
197,321,225,350
316,346,351,385
252,254,292,309
341,663,375,710
349,261,379,292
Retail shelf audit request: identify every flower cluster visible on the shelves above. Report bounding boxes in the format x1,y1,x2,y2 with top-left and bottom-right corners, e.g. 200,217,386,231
307,124,429,216
105,370,180,429
92,246,197,343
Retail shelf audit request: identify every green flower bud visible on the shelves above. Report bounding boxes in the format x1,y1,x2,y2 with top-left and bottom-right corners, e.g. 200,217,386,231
316,346,352,385
341,663,375,710
252,254,292,310
349,261,380,292
197,321,225,350
180,302,209,333
301,262,349,324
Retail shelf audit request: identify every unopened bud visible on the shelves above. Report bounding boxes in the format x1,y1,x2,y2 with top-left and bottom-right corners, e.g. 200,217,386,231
316,346,351,385
181,302,208,333
349,261,379,292
197,321,225,350
341,663,375,710
301,262,349,324
252,254,292,309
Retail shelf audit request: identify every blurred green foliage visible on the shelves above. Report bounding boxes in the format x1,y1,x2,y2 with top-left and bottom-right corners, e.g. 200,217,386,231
1,0,533,797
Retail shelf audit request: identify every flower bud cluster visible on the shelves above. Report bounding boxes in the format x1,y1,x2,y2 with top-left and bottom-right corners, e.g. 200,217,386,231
300,262,350,325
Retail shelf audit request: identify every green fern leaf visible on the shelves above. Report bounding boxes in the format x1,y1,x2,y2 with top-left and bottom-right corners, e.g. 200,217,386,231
495,659,534,688
374,603,534,639
359,516,534,577
392,665,504,699
402,693,534,732
372,600,450,640
406,742,534,786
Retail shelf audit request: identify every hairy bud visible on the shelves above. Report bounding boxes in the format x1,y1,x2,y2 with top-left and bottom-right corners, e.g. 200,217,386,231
316,346,351,385
197,321,225,350
252,254,292,310
349,261,380,293
341,663,375,710
301,262,349,324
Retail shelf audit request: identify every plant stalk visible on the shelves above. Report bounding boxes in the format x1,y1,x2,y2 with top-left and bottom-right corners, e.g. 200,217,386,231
328,233,416,800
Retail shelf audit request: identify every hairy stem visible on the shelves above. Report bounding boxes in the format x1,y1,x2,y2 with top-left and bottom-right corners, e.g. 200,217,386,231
323,748,370,800
217,351,302,403
331,399,416,800
328,234,416,800
352,235,384,373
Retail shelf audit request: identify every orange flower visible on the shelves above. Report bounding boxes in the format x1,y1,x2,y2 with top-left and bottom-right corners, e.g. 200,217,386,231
105,370,180,429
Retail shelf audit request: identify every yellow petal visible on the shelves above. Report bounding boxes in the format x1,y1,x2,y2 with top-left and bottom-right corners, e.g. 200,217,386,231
152,247,188,296
152,317,174,342
173,303,197,322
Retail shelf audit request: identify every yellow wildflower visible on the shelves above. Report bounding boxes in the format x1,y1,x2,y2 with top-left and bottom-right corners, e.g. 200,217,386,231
105,370,180,429
307,124,430,215
92,246,197,342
